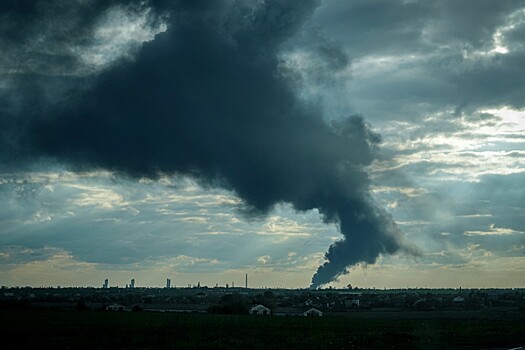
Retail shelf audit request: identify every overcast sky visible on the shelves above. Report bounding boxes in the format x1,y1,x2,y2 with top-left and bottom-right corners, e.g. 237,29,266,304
1,0,524,289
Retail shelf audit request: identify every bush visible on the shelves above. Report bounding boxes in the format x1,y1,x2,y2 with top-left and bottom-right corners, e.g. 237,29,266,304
209,294,248,315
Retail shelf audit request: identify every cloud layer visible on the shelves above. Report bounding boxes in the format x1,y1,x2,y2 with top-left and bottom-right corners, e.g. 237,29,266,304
1,0,524,288
0,0,416,287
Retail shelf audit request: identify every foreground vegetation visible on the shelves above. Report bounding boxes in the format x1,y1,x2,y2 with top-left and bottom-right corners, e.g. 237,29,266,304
2,309,524,349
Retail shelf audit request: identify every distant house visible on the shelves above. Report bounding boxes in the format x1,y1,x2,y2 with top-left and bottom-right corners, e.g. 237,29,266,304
414,298,435,311
453,296,465,305
195,292,207,299
303,308,323,317
106,303,125,311
249,304,271,315
345,298,360,308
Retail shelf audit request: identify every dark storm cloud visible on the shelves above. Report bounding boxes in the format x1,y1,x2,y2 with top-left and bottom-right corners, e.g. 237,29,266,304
448,52,525,109
314,0,432,56
313,0,525,121
425,0,524,47
316,0,522,56
0,0,414,287
0,0,168,165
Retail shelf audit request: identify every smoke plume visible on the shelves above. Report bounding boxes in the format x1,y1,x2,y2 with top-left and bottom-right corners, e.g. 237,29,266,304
0,0,416,287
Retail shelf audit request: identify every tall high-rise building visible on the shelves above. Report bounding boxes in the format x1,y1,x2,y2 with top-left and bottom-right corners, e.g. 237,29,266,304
130,278,135,289
166,278,171,289
245,273,248,289
103,279,109,289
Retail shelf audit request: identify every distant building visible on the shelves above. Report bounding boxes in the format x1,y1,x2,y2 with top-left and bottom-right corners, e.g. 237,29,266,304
453,296,465,305
414,298,435,310
103,279,109,289
345,298,360,308
303,308,323,317
106,303,125,311
130,279,135,289
249,304,271,316
166,278,171,289
195,292,207,299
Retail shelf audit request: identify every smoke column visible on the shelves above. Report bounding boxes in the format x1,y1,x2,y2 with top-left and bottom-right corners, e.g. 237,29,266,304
0,0,416,288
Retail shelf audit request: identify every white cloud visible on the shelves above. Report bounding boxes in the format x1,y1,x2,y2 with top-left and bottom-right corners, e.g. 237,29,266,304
258,216,311,237
257,255,271,264
81,5,167,69
66,183,128,209
465,224,524,236
23,210,52,225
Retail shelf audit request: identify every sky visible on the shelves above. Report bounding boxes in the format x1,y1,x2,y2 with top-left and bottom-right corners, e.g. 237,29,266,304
1,0,524,289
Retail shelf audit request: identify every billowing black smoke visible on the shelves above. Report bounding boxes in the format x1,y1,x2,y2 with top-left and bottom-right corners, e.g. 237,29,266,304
0,0,415,288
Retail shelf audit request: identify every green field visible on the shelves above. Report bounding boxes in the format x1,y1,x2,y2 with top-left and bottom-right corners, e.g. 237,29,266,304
2,309,524,349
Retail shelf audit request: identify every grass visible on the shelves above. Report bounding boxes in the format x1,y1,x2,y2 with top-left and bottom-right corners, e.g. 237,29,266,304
2,309,524,349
